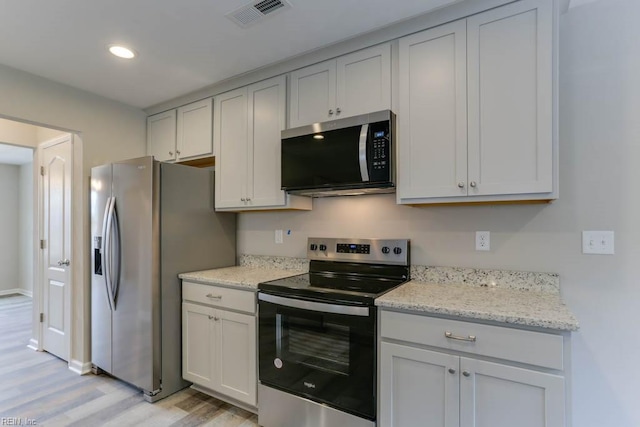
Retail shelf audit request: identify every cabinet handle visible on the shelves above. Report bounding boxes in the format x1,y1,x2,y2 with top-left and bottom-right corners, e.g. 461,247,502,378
214,317,220,321
336,107,341,115
328,109,334,116
463,371,471,377
457,182,465,188
469,181,477,188
206,294,222,300
445,331,476,342
241,198,246,202
169,151,174,156
208,315,214,320
246,197,251,202
448,368,456,374
176,150,181,156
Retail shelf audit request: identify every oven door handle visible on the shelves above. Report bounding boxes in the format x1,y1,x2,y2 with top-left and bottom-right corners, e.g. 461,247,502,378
258,293,371,317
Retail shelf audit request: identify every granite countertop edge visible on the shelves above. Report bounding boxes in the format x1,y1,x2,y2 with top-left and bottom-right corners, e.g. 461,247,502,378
178,265,304,290
376,280,579,332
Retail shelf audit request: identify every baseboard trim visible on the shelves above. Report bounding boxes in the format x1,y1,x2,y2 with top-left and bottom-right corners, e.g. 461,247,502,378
0,288,33,297
27,338,39,351
69,359,92,375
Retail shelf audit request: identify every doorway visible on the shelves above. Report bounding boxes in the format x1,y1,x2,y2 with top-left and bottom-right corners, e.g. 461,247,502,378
0,118,75,364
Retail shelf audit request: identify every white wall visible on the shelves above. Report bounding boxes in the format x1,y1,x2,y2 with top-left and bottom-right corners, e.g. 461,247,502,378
18,162,33,295
237,1,640,425
0,164,19,293
0,63,147,366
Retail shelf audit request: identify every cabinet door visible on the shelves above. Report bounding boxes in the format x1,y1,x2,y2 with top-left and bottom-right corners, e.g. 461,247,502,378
398,21,467,200
247,75,287,208
336,44,391,119
176,98,213,160
289,60,336,127
215,88,248,209
467,0,553,196
147,110,176,162
460,357,565,427
182,302,215,388
380,342,459,427
214,309,257,406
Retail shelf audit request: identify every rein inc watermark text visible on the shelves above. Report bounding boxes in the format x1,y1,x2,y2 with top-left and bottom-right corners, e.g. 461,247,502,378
1,418,37,425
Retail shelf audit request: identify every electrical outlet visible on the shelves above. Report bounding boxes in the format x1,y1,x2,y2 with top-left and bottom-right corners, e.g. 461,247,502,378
476,231,490,251
582,231,614,254
275,229,284,244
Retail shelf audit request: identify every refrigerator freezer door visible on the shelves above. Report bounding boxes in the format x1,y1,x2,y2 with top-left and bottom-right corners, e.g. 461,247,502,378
111,156,161,394
91,164,113,373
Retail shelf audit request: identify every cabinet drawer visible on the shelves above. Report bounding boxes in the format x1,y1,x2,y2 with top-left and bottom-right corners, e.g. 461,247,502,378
380,310,563,370
183,281,256,314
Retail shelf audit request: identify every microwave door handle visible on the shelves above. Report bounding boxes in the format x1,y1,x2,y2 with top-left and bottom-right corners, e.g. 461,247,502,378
359,123,370,182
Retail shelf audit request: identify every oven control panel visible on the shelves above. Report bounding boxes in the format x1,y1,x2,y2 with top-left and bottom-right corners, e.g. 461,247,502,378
308,238,409,266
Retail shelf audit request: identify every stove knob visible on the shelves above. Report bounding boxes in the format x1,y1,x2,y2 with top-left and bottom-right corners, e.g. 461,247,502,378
309,243,318,251
319,244,327,251
381,246,390,254
393,247,403,255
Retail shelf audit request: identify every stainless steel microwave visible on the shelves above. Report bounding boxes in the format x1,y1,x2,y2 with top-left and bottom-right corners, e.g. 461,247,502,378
281,110,395,197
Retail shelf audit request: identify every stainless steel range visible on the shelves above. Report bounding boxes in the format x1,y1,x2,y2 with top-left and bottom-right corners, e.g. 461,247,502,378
257,238,410,427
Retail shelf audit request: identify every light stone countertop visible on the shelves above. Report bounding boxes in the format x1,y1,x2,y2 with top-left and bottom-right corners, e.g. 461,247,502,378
179,266,304,290
376,280,579,331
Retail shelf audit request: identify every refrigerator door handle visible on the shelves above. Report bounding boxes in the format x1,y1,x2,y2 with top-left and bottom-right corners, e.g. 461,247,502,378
104,197,117,311
102,197,114,311
109,197,121,308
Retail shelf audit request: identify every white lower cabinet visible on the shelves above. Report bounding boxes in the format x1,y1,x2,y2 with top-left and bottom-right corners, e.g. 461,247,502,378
379,311,567,427
182,282,257,408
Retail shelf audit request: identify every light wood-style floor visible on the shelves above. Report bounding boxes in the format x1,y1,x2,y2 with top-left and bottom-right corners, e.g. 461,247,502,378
0,295,259,427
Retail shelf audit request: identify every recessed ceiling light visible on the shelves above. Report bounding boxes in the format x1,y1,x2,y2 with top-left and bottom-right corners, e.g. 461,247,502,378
108,44,137,59
313,134,324,140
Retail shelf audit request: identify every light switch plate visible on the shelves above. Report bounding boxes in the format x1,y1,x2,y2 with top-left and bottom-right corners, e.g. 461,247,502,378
275,229,284,244
582,230,614,254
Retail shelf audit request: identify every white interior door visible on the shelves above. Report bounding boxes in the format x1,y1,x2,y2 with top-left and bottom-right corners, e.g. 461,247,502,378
41,135,72,361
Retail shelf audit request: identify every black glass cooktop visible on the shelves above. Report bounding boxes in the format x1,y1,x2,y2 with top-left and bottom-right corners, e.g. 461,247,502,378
258,261,409,305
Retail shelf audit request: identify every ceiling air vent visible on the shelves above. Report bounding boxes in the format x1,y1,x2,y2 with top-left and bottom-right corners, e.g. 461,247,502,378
226,0,292,28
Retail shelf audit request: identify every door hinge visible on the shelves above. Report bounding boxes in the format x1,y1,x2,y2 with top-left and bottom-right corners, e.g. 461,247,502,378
40,313,44,323
40,166,45,176
40,239,46,249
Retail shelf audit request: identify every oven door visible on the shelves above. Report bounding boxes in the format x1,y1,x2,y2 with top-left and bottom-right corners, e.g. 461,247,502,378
258,292,376,420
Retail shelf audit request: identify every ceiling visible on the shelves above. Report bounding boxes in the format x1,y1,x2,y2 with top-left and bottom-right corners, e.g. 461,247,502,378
0,144,33,165
0,0,463,110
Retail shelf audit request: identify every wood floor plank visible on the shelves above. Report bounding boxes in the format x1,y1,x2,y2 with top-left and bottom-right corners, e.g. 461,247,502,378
0,295,259,427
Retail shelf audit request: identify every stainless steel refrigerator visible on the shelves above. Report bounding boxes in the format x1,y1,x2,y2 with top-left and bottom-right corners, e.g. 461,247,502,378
90,156,236,402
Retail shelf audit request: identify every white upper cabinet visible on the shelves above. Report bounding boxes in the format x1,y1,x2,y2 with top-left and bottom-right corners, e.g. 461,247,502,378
147,98,213,162
289,43,391,127
215,75,312,211
398,20,468,200
176,98,213,160
215,88,248,209
398,0,556,204
146,110,177,162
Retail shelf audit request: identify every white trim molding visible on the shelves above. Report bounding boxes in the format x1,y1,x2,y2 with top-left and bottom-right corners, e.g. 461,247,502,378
0,288,32,297
27,338,39,351
68,359,92,375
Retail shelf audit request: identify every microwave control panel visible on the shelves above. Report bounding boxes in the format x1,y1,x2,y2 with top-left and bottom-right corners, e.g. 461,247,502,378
369,121,391,180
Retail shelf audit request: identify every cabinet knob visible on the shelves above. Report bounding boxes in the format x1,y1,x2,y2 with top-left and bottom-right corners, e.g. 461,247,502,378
470,181,477,188
241,198,246,202
336,107,341,115
208,315,214,320
328,109,334,116
448,368,456,374
169,151,174,156
214,317,220,321
246,197,251,202
458,182,465,188
176,150,181,156
463,371,471,377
